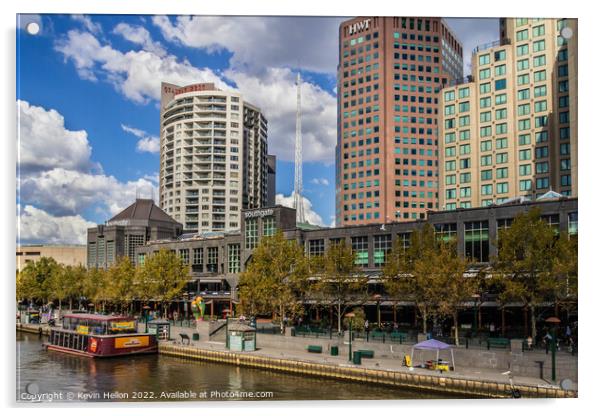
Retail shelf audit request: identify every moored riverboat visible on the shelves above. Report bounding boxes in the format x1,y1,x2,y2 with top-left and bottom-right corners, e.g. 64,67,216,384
44,313,157,357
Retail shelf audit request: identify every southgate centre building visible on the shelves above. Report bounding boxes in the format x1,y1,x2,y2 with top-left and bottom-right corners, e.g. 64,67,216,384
121,194,577,323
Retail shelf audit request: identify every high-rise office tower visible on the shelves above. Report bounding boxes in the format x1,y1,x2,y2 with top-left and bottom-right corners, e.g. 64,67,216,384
439,18,577,209
336,17,463,226
159,82,272,233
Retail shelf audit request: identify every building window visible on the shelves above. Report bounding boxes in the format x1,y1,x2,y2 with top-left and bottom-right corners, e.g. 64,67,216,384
263,216,275,237
373,234,392,267
106,240,115,265
87,242,96,267
519,179,532,191
541,214,560,234
351,236,369,266
245,218,258,250
228,244,240,273
308,239,325,257
179,249,189,265
192,248,203,266
434,223,457,242
396,232,411,250
568,212,578,236
464,221,489,263
126,234,145,263
207,247,218,273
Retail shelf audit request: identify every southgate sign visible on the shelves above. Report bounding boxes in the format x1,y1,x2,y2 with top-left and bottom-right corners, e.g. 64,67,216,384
348,19,371,36
244,209,274,219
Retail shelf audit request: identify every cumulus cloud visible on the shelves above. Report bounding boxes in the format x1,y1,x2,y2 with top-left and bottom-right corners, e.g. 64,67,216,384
310,178,329,186
113,22,166,56
121,124,160,153
226,68,336,163
275,192,325,227
55,28,337,163
152,15,345,74
20,168,157,218
17,101,159,245
71,15,102,35
18,205,96,245
17,100,97,174
54,30,230,103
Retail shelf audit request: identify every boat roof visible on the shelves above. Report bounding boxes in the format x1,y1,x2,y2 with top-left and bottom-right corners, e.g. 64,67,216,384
63,313,134,322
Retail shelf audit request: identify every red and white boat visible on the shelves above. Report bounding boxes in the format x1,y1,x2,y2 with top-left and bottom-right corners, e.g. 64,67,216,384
44,313,157,358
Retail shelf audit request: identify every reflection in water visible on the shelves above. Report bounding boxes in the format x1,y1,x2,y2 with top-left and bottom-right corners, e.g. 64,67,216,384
17,332,457,402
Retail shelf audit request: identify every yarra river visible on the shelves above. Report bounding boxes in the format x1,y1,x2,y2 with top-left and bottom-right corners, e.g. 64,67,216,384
16,332,458,402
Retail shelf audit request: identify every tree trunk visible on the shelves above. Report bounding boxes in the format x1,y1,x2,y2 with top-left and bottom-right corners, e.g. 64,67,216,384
421,306,428,334
453,310,459,346
501,306,506,337
337,302,342,333
69,298,73,311
523,306,524,341
280,304,285,334
530,305,537,340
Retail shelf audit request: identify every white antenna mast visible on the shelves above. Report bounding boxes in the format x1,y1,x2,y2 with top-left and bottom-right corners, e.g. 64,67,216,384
294,72,306,224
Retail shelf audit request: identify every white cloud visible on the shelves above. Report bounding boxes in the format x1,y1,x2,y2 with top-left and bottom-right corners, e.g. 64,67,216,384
275,192,325,227
121,124,160,153
113,23,166,56
17,101,160,245
17,100,97,174
55,30,230,104
152,16,344,74
310,178,329,186
20,168,157,218
71,15,102,35
226,68,336,163
18,205,96,245
55,28,337,163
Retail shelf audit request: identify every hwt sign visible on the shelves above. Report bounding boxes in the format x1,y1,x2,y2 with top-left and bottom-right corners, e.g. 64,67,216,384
348,19,371,36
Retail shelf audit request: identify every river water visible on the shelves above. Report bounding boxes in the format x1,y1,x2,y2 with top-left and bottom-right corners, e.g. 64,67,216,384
17,332,457,402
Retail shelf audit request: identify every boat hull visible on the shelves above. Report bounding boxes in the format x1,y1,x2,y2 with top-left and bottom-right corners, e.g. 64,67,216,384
45,343,158,358
47,329,158,358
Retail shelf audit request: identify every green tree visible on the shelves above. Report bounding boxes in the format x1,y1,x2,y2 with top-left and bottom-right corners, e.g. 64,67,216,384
312,240,368,334
137,249,189,318
239,231,309,332
420,241,472,345
47,264,75,316
495,208,558,340
18,257,60,304
383,224,440,334
85,267,111,312
106,257,137,314
551,231,578,317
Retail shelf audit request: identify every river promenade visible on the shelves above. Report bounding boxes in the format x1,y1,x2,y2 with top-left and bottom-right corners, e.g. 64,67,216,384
17,322,577,399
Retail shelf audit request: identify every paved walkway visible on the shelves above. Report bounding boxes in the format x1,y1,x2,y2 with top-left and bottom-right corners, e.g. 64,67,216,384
164,323,578,392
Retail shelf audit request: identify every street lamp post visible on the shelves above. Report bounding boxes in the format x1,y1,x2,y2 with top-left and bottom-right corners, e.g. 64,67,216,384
374,294,382,328
143,305,151,333
345,312,355,362
546,317,561,382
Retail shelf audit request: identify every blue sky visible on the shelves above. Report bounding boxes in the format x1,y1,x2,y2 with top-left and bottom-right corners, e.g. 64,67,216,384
16,14,498,244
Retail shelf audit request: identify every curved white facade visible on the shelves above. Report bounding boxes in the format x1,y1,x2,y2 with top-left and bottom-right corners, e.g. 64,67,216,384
160,82,269,233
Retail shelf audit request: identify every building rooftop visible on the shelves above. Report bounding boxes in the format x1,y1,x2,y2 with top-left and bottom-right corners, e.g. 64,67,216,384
107,199,179,225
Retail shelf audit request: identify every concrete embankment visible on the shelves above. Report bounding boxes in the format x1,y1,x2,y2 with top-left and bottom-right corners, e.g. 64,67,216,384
17,323,50,335
158,343,576,399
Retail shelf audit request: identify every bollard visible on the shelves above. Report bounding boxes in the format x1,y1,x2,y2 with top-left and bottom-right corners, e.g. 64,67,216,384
466,338,469,349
